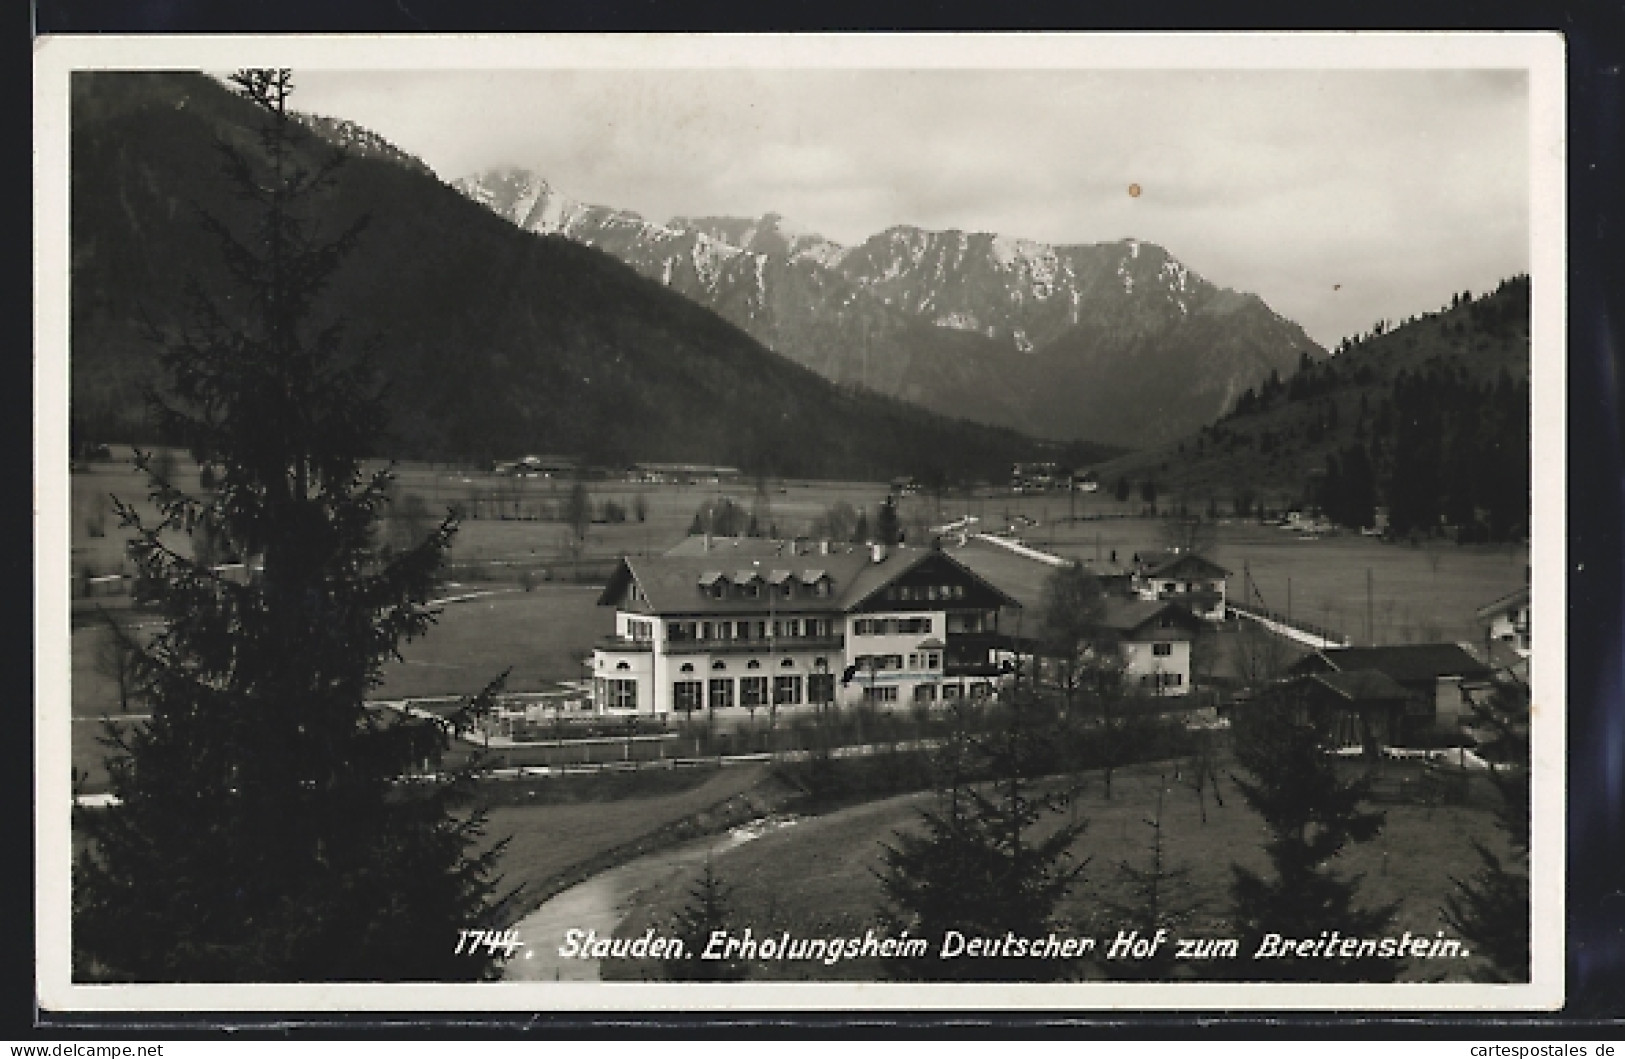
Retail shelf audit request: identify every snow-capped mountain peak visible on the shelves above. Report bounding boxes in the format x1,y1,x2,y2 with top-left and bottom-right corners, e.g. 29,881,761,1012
451,167,1323,447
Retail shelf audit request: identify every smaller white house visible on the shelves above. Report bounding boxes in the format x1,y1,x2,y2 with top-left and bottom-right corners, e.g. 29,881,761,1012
1130,551,1230,621
1475,585,1530,658
1099,598,1203,696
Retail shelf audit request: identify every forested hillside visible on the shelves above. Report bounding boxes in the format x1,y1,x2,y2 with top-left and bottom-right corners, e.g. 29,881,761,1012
1094,276,1531,542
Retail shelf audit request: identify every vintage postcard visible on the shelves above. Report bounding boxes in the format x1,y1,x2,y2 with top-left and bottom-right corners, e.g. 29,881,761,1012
34,31,1566,1013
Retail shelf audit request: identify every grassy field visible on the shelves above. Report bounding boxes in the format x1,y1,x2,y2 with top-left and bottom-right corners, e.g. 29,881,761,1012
481,763,783,919
1005,515,1526,647
376,584,608,700
61,459,1526,794
603,759,1515,983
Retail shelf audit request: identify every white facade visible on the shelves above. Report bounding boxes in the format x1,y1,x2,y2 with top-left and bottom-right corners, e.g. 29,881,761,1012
1483,599,1531,657
1118,637,1193,696
843,609,945,706
595,610,844,717
1131,554,1230,622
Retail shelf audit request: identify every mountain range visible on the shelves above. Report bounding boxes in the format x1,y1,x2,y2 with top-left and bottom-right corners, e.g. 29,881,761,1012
453,168,1326,447
68,71,1082,482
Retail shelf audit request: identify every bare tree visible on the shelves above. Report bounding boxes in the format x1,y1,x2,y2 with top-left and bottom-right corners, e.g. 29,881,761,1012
1038,562,1108,715
1230,620,1293,693
1158,514,1217,556
564,472,592,544
1180,726,1226,824
93,610,139,714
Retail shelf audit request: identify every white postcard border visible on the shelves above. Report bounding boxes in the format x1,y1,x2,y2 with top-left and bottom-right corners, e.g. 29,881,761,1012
34,30,1568,1014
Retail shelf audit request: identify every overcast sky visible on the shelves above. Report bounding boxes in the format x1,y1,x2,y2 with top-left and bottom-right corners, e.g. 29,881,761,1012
291,67,1529,349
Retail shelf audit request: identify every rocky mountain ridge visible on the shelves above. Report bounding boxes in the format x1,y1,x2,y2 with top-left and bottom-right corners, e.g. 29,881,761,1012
452,166,1324,448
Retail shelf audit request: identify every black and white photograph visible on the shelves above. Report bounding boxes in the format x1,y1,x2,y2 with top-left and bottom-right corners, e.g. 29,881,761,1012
34,32,1565,1012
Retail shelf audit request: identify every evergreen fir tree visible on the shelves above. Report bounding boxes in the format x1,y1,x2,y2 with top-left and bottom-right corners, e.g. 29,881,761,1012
1227,691,1400,982
878,689,1089,981
1441,684,1531,981
1097,783,1204,980
876,496,902,545
664,857,746,981
74,70,507,982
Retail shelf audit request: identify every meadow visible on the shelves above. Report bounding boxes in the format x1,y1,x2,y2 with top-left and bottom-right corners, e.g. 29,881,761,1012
479,763,787,921
61,455,1527,793
600,758,1517,984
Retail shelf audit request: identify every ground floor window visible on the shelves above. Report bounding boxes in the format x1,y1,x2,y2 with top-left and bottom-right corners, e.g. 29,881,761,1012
708,678,733,709
741,676,768,708
673,680,703,712
969,682,991,700
863,685,899,703
914,683,938,703
807,673,835,703
774,675,802,705
941,683,962,700
608,678,637,710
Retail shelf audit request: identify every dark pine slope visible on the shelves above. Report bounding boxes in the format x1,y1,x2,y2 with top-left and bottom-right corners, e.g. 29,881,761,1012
1094,277,1530,541
70,71,1102,482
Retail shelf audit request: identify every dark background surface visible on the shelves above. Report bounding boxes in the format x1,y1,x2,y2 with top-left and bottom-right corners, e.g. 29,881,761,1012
24,0,1625,1037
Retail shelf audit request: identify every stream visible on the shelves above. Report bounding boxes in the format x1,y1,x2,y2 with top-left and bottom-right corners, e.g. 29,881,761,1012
502,815,798,981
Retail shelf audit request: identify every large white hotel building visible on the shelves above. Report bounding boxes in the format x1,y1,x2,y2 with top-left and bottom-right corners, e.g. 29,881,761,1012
590,535,1204,717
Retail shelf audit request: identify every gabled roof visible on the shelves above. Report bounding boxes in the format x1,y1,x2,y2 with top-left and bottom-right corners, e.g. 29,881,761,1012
947,539,1060,612
598,550,871,612
1291,643,1494,684
1099,598,1201,637
1475,584,1530,620
1136,551,1231,579
1301,669,1412,703
841,547,1021,611
597,543,1017,615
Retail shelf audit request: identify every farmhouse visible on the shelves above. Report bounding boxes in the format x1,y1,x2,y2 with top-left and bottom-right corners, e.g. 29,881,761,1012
1257,669,1414,756
1011,461,1061,492
1284,643,1495,741
627,461,742,484
590,538,1021,717
949,539,1202,696
1098,598,1204,695
1129,550,1231,621
1475,584,1530,659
